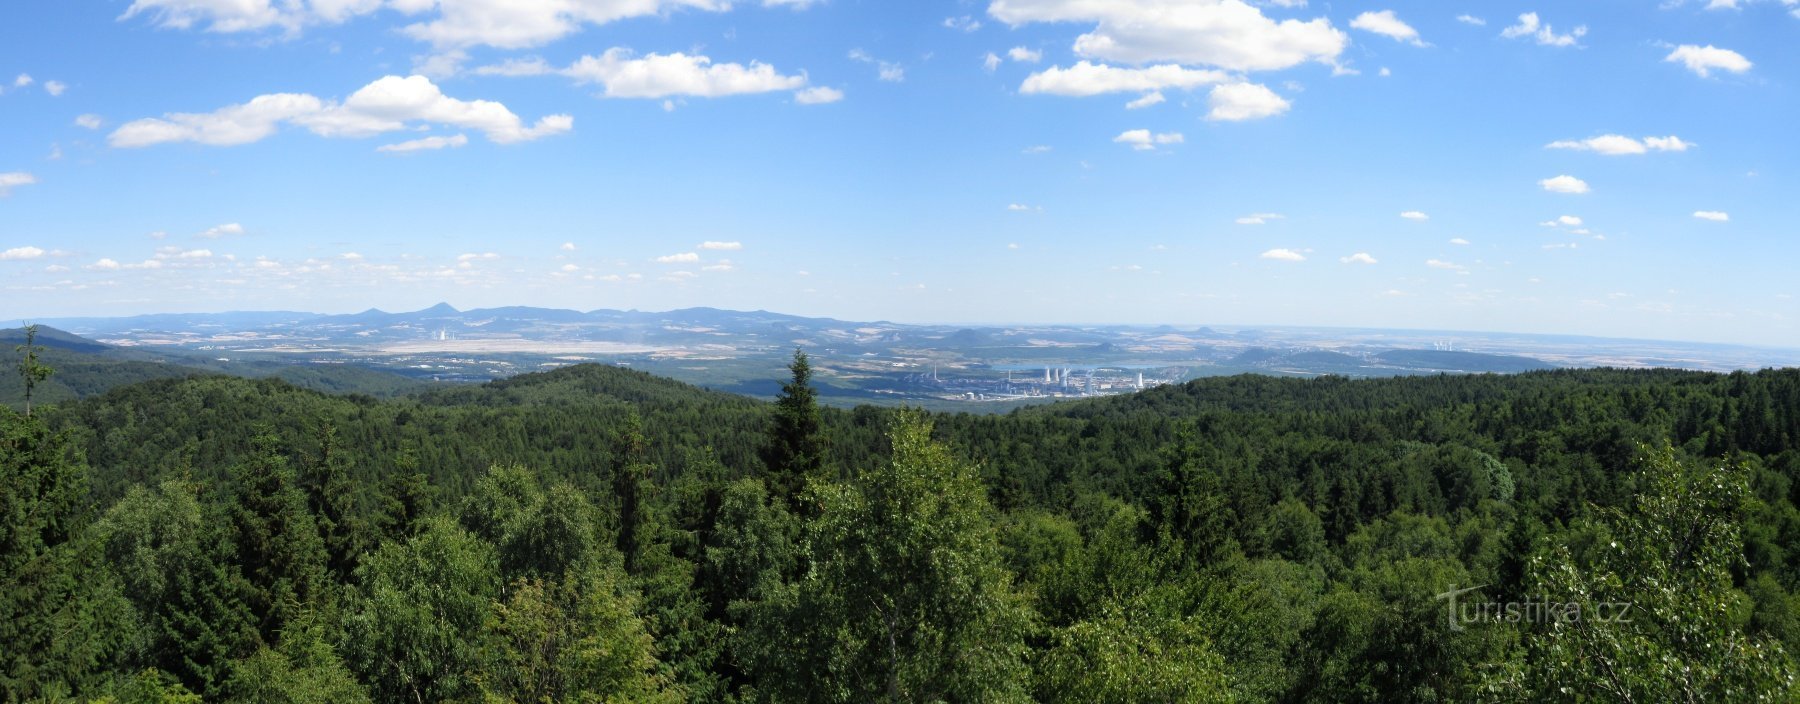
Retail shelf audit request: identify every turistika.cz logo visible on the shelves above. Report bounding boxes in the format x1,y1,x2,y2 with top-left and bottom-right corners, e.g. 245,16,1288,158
1435,584,1634,632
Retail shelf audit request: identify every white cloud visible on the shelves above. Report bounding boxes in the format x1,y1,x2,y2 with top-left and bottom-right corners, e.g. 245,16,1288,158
1664,44,1752,78
1449,237,1471,245
1207,82,1290,121
943,15,981,32
110,75,571,148
1113,129,1184,150
1350,10,1426,46
983,52,1003,72
44,80,66,96
702,261,734,272
1260,248,1306,261
1693,210,1730,222
1539,215,1583,227
457,252,499,260
698,241,742,250
1456,14,1486,26
87,258,121,271
197,222,246,239
396,0,735,50
1400,210,1429,221
848,49,904,82
472,57,555,77
1020,61,1230,96
340,252,364,260
1426,258,1466,270
1340,252,1378,265
563,49,808,98
1546,134,1693,155
1539,175,1590,194
560,242,576,251
1500,12,1586,47
1125,91,1165,109
377,133,468,152
988,0,1349,72
1006,203,1042,212
794,86,844,104
1022,145,1052,154
560,263,580,272
1,246,46,261
0,171,37,196
13,73,31,87
1236,212,1283,225
1007,46,1042,63
74,114,104,129
656,252,700,263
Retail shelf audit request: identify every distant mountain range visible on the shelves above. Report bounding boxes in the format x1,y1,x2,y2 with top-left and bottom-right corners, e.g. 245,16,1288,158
5,304,1796,411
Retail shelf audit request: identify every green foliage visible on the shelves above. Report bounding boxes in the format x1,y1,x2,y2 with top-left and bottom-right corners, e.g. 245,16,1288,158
761,348,825,509
343,516,499,703
6,360,1800,701
1500,447,1797,700
747,409,1033,702
0,409,133,700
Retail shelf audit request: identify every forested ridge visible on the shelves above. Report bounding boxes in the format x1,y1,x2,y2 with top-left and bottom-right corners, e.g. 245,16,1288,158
5,342,1800,701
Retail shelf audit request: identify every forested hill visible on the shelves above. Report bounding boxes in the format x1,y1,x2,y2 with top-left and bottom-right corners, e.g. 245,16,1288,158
5,361,1800,701
0,326,426,409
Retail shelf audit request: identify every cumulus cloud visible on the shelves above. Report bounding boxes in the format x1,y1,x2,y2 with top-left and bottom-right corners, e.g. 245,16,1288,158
1540,215,1583,227
126,0,751,50
1207,82,1290,121
197,222,246,239
1456,14,1486,26
1020,61,1230,96
560,242,577,251
1449,237,1471,245
848,49,904,82
1236,212,1283,225
1539,175,1590,194
697,241,742,250
794,86,843,104
1500,12,1586,47
1350,10,1426,46
0,171,37,196
1400,211,1429,221
1114,129,1184,150
1260,248,1306,261
655,252,700,263
988,0,1349,72
13,74,31,87
1693,210,1730,221
1007,46,1042,63
1426,258,1466,271
984,53,1003,72
44,80,66,96
109,75,571,148
562,49,808,98
74,114,104,129
1,246,46,261
1124,91,1165,109
1546,134,1693,155
377,133,469,152
457,252,499,261
1340,252,1378,265
1664,44,1752,77
944,15,981,32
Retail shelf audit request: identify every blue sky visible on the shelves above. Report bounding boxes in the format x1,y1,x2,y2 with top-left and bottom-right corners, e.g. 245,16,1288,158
1,0,1796,347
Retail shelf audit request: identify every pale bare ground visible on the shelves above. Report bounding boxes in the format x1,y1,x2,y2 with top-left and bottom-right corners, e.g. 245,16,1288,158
374,339,669,355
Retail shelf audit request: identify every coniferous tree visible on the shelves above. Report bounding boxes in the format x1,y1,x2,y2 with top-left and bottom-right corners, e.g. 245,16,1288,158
13,324,54,417
227,432,329,645
760,348,825,512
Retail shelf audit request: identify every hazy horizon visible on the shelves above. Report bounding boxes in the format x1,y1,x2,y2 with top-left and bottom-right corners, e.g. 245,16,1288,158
3,2,1796,347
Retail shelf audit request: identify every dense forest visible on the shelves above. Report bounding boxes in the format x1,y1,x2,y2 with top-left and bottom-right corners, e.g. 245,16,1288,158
5,332,1800,701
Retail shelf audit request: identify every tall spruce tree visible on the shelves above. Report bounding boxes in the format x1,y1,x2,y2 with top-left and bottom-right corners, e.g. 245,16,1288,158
760,347,825,511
